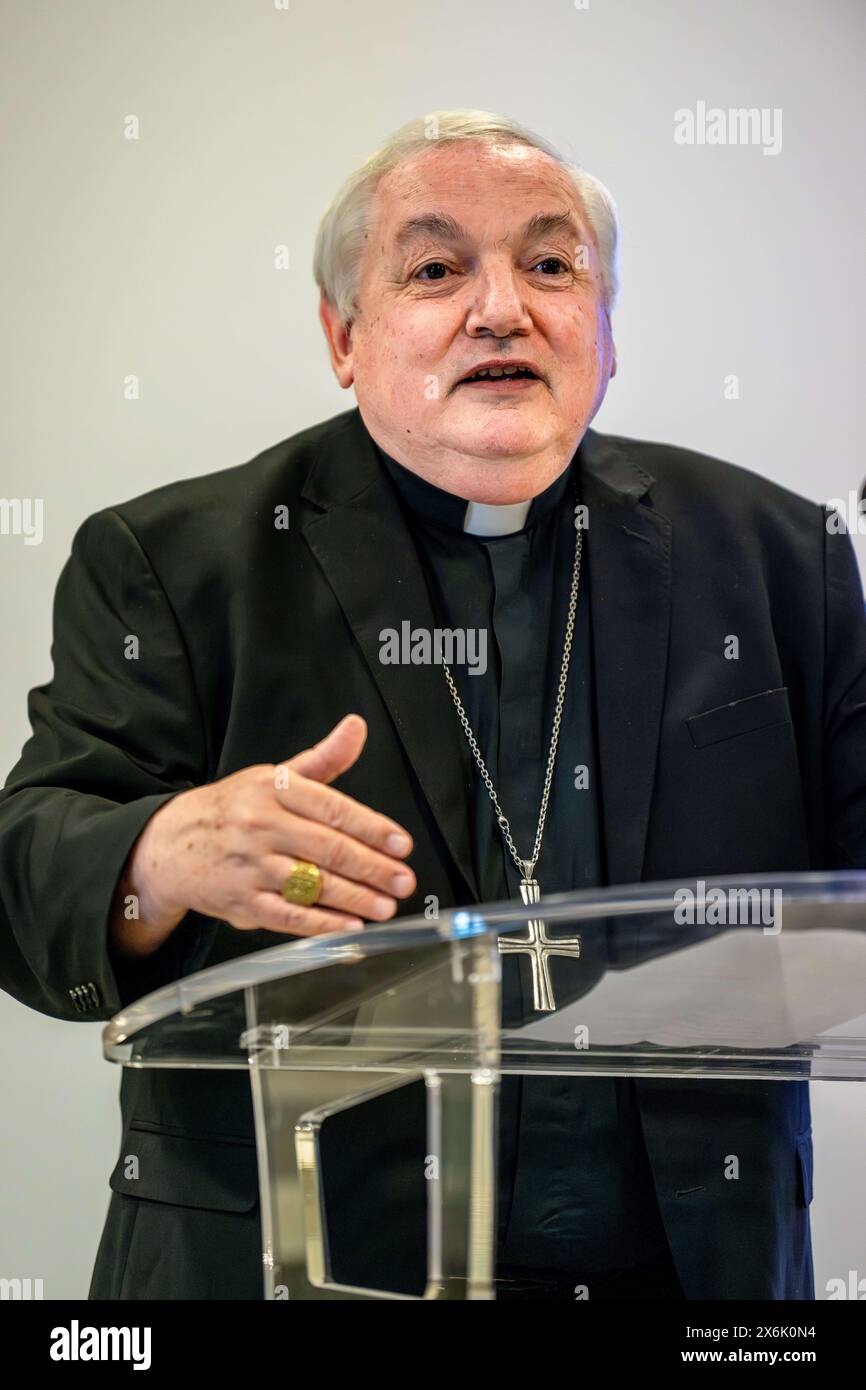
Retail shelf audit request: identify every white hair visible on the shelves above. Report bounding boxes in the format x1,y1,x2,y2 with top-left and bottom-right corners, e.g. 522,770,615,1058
313,109,620,327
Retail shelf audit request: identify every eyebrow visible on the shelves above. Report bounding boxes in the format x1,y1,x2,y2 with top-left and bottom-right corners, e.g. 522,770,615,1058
393,209,583,251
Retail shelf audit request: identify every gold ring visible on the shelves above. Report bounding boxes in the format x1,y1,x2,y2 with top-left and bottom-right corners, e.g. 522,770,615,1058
281,860,322,907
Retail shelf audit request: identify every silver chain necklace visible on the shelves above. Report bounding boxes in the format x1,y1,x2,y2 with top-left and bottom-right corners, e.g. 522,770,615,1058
441,485,583,904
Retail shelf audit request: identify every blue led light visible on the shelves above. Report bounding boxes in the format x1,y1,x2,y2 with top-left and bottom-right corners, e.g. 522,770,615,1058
452,911,485,937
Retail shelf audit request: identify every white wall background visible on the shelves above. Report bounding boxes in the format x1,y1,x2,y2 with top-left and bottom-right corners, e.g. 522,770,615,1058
1,0,864,1299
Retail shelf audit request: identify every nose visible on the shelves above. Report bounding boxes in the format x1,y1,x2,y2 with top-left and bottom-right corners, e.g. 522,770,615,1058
465,259,533,339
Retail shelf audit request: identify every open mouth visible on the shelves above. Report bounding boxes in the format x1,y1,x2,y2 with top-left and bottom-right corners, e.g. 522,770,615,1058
458,365,542,386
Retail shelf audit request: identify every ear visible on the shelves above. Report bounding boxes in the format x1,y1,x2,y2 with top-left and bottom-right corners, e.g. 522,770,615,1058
610,341,617,379
318,294,354,389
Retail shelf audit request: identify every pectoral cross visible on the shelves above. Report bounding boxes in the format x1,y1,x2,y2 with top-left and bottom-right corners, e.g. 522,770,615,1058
497,875,582,1013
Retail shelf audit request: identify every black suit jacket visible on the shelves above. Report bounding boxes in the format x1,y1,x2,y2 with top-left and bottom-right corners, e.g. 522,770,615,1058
3,406,865,1299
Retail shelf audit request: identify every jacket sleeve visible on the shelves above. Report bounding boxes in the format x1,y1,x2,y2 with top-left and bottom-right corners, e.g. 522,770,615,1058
823,510,866,870
0,506,211,1021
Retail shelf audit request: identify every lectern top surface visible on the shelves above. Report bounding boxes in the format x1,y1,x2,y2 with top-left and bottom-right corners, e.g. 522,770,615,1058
102,872,866,1081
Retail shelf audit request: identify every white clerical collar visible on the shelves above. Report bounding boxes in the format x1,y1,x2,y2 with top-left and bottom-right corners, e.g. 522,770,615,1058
462,499,532,537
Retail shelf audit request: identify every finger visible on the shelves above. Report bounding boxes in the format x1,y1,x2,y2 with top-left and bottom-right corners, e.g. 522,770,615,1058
274,771,413,859
261,854,398,922
284,714,368,785
245,889,364,937
265,809,417,898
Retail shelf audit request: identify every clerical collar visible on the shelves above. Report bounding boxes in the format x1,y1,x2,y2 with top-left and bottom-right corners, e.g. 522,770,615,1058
375,444,574,536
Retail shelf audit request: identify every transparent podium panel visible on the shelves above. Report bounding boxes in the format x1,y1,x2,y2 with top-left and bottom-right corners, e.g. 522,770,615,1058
103,872,866,1299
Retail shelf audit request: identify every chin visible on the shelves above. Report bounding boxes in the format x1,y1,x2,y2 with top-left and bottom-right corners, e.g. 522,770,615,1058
449,415,551,461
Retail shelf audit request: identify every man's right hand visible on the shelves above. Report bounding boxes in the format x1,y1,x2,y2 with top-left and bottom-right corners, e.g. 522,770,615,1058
109,714,416,958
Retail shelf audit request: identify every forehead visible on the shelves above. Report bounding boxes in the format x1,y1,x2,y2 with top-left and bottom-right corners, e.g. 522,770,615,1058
372,141,585,243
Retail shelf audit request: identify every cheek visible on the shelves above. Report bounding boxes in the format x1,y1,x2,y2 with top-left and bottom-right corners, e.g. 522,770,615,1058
555,308,607,384
356,320,407,395
380,312,454,402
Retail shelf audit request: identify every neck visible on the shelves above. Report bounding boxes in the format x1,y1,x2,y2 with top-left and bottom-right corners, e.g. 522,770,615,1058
359,413,584,505
375,437,577,539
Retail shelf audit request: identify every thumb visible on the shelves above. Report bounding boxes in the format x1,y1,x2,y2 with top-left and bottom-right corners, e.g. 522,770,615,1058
284,714,368,784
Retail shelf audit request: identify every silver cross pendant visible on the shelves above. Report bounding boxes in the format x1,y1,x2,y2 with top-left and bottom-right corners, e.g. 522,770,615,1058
497,875,582,1013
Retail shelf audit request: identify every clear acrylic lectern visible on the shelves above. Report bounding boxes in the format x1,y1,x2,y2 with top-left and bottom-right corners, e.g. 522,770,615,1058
103,872,866,1299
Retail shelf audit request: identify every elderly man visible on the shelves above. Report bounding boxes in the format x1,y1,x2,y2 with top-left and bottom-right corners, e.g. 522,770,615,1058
2,109,865,1302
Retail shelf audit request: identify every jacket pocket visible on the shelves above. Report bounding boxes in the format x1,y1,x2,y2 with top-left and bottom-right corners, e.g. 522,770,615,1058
109,1124,259,1213
795,1127,814,1207
687,686,792,749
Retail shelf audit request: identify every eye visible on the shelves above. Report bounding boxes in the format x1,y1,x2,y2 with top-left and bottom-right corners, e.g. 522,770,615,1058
415,261,452,281
531,256,569,275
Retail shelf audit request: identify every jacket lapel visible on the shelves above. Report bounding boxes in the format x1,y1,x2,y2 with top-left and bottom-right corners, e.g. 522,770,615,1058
580,429,672,885
299,409,481,901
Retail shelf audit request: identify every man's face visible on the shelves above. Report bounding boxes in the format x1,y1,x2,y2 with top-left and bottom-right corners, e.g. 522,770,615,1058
320,140,617,502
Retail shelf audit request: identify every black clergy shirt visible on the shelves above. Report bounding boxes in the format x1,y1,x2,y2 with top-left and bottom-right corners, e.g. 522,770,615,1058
376,440,672,1285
